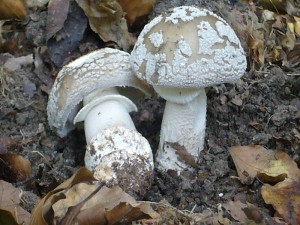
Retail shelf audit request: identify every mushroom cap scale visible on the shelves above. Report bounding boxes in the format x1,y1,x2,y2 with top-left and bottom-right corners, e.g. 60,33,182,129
47,48,151,137
130,6,247,89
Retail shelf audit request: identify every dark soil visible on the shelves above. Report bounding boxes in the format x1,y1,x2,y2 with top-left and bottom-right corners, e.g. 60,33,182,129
0,0,299,222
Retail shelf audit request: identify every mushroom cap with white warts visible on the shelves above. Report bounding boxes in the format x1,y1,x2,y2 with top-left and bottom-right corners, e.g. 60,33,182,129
130,6,247,92
86,126,153,197
47,48,151,137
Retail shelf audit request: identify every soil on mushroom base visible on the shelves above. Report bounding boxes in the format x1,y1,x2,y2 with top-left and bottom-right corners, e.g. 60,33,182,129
0,0,299,220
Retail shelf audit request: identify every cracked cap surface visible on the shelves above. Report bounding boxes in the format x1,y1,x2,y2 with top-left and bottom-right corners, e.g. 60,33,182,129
130,6,247,89
47,48,150,137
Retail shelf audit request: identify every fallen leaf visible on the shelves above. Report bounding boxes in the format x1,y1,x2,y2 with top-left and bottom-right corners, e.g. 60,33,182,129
0,209,19,225
46,0,70,41
259,0,287,14
229,145,300,184
117,0,155,26
30,167,96,225
30,167,159,225
46,3,88,67
3,54,33,72
246,11,266,69
75,0,135,50
231,95,243,106
63,185,159,224
223,199,286,224
0,180,31,225
223,200,249,223
257,150,300,182
294,16,300,36
104,200,157,224
0,153,32,183
0,0,27,20
166,142,199,168
52,182,98,219
262,181,300,225
281,20,296,50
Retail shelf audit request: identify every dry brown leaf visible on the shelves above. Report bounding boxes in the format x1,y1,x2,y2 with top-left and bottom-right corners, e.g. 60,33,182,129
30,167,96,225
117,0,155,26
287,44,300,67
223,198,288,224
30,167,159,225
0,0,27,20
281,20,296,50
46,0,70,41
3,54,34,72
76,0,134,50
0,180,31,225
231,95,243,106
166,142,199,168
258,0,299,16
52,182,99,219
75,185,159,224
241,0,300,70
0,209,19,225
229,145,300,184
262,181,300,225
0,153,32,183
294,16,300,36
105,201,155,224
223,200,249,223
246,11,266,69
258,0,288,14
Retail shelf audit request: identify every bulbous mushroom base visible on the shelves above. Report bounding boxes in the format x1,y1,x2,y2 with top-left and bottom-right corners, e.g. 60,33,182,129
85,126,154,198
93,151,153,198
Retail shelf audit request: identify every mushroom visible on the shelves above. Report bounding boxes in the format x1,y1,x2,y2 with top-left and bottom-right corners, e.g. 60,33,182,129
47,48,153,197
130,6,247,172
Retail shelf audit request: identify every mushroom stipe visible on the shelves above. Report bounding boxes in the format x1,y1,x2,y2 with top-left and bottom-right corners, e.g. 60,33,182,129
130,6,247,173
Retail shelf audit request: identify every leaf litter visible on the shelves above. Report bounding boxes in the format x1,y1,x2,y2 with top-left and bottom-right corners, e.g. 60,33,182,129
30,167,159,225
0,0,299,224
0,180,31,225
230,145,300,225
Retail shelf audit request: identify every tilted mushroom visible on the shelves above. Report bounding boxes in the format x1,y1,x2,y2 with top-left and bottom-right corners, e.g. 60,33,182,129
130,6,247,172
47,48,153,197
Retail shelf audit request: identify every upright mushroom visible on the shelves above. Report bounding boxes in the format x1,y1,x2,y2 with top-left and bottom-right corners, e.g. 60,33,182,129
47,48,153,197
130,6,247,172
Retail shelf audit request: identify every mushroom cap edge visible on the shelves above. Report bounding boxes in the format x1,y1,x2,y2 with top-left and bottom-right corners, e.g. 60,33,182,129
47,48,151,137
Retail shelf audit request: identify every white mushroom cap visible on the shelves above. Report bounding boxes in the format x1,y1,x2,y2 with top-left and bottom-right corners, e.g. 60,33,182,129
86,126,153,197
130,6,247,103
47,48,151,137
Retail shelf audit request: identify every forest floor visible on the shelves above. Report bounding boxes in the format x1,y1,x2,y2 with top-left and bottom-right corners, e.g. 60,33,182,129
0,0,299,224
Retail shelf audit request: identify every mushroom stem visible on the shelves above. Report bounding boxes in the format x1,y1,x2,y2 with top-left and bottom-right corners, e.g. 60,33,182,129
74,87,137,143
156,89,207,172
74,87,154,197
84,100,135,143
